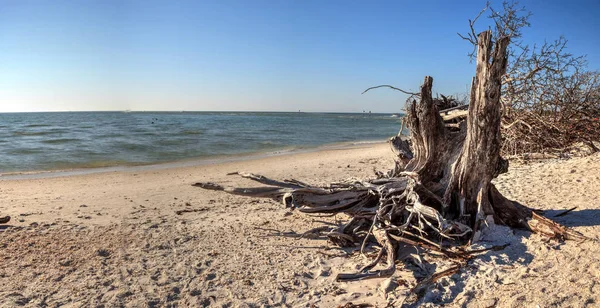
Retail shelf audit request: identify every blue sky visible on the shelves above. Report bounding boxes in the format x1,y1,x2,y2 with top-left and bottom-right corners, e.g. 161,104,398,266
1,0,599,113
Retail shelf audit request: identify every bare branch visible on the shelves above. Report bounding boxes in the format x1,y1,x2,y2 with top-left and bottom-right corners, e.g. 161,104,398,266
362,85,420,96
457,1,490,60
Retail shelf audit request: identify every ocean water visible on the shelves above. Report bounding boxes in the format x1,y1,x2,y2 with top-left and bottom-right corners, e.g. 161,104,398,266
0,112,403,174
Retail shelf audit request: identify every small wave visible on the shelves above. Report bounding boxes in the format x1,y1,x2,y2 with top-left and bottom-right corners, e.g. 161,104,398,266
6,148,45,155
97,133,125,139
115,142,152,152
255,141,283,150
259,140,279,145
267,147,298,155
137,131,159,136
24,124,52,128
13,131,55,137
260,128,293,135
41,138,81,145
181,129,205,135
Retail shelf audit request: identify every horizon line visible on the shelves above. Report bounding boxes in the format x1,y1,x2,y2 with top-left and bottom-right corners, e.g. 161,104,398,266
0,110,404,114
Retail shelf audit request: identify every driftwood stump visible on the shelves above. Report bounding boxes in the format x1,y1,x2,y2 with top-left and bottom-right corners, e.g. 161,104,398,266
193,30,585,281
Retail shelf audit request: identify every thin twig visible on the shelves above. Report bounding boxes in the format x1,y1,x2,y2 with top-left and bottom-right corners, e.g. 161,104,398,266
362,85,420,96
554,207,577,217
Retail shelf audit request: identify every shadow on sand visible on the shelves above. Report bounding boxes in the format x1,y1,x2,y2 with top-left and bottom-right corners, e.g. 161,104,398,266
403,228,534,307
542,208,600,227
405,209,600,306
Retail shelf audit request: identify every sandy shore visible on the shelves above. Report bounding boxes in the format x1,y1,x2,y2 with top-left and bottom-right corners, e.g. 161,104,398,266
1,143,599,307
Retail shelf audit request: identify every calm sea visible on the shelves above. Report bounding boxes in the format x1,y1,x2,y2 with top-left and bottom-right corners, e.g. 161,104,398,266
0,111,403,174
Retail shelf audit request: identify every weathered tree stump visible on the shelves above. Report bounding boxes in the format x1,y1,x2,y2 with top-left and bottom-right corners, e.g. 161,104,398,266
193,30,586,281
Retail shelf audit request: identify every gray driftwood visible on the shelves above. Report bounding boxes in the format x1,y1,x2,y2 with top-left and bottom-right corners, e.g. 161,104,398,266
193,30,586,281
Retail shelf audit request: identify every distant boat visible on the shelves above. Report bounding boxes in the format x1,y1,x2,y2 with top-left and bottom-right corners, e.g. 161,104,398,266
391,113,402,118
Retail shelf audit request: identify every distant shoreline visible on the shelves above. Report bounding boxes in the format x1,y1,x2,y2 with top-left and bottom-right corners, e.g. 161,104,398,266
0,139,389,180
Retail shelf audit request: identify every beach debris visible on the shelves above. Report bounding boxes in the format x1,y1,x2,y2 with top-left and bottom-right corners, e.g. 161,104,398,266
175,208,208,215
336,303,373,308
0,216,10,224
96,249,111,258
193,27,588,298
528,212,587,241
410,264,462,295
19,212,41,217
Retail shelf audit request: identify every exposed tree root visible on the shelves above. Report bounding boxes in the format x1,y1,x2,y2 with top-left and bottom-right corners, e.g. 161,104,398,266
194,169,584,280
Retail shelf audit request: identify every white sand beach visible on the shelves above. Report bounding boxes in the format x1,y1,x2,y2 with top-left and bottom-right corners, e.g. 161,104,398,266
1,143,599,307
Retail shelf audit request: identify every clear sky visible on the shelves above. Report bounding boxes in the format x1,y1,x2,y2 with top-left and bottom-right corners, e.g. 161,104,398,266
1,0,599,113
